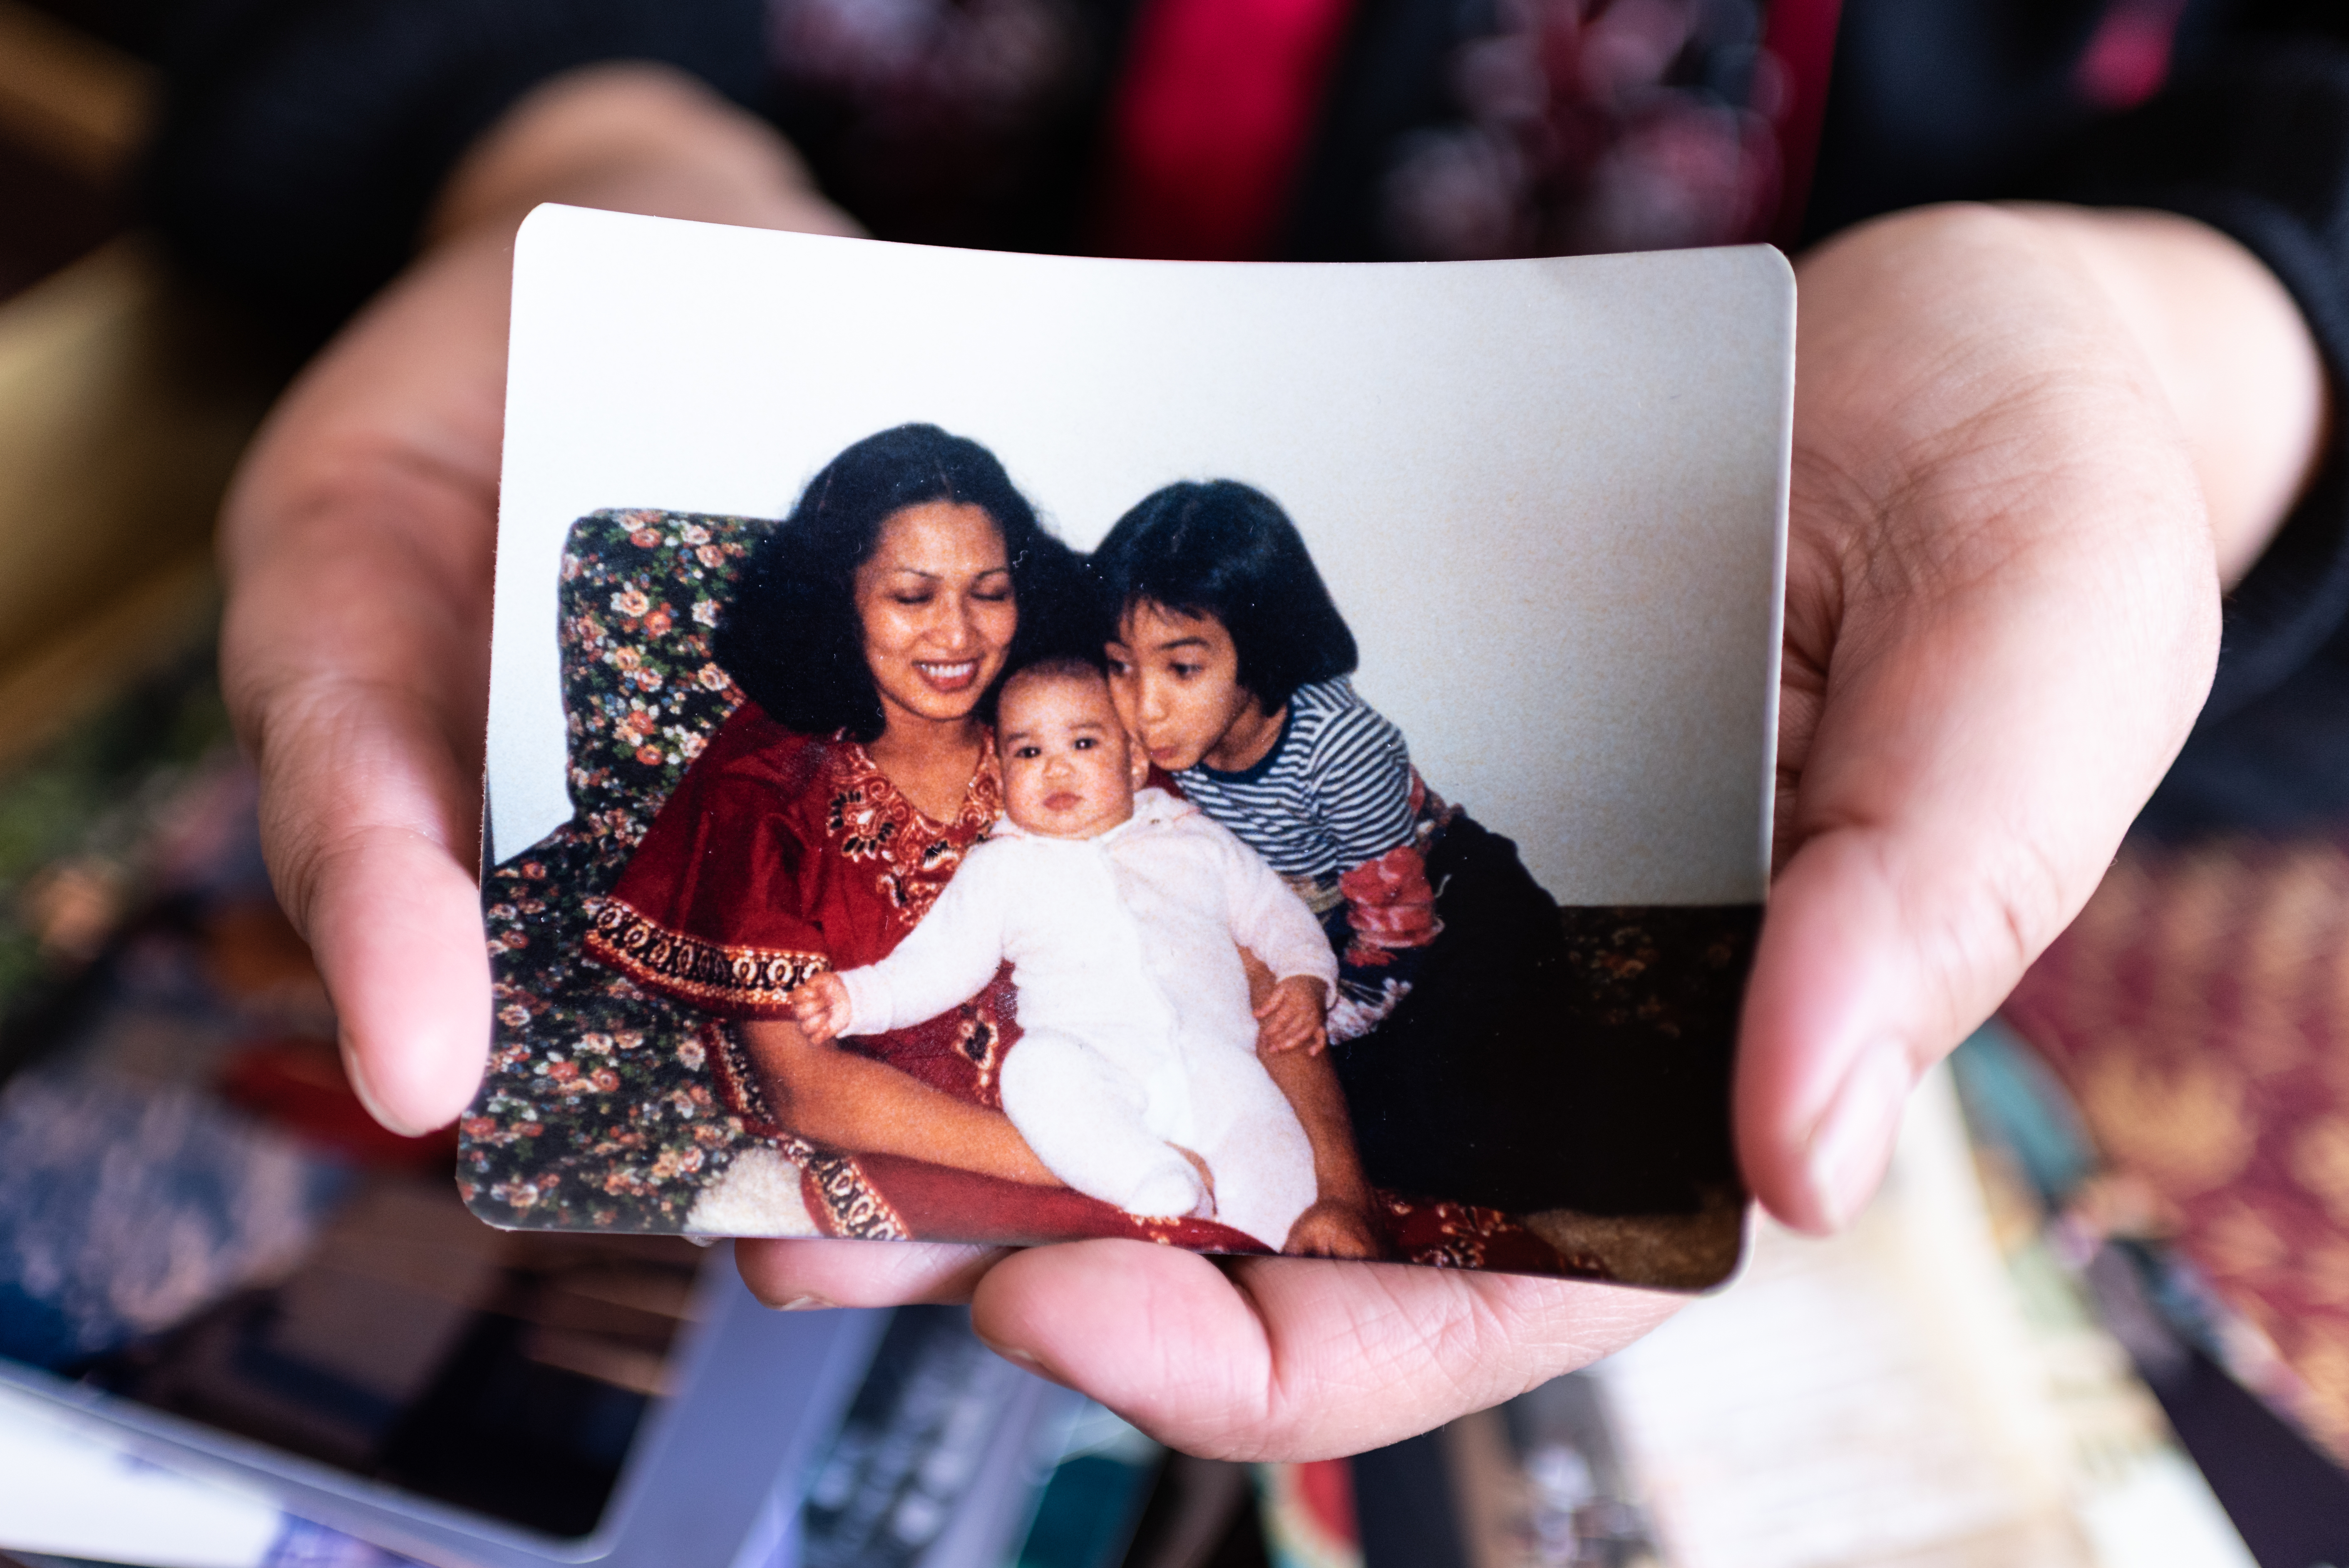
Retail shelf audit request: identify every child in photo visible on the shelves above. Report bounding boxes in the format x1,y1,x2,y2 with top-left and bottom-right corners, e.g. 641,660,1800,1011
1092,481,1620,1216
1093,481,1454,1044
788,656,1336,1252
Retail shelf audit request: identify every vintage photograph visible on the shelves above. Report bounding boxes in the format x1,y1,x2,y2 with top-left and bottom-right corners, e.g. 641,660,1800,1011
465,208,1791,1288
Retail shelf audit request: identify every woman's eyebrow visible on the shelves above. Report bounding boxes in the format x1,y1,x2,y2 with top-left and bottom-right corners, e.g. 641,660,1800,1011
1153,635,1211,653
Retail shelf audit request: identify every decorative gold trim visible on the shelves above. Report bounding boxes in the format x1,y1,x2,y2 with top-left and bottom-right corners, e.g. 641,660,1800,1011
705,1023,909,1240
584,898,828,1009
789,1140,910,1240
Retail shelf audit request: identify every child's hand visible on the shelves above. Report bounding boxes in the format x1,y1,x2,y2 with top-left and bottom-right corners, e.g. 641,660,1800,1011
1253,975,1327,1055
787,972,852,1045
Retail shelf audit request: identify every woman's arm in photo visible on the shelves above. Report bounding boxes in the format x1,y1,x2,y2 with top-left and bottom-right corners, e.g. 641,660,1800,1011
1239,948,1378,1257
736,1015,1061,1186
1260,1045,1383,1258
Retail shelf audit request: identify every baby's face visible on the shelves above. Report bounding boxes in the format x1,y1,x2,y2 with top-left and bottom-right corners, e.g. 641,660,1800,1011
999,672,1148,840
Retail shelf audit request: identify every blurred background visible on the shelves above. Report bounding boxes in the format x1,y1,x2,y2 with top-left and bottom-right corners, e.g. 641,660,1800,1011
0,1,2341,1565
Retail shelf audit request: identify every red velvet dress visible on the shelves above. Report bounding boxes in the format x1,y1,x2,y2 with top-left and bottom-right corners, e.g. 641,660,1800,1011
583,705,1266,1249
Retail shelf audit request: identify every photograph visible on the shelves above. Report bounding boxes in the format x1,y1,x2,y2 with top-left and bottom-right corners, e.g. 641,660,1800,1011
464,207,1792,1289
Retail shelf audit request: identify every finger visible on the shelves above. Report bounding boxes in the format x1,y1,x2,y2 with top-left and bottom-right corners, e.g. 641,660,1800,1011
218,233,513,1134
736,1236,1009,1308
1738,211,2234,1235
1743,565,2212,1233
971,1242,1679,1459
227,518,495,1134
1742,254,2219,1231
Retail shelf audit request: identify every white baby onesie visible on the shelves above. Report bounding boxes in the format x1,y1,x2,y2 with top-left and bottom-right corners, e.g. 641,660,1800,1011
832,787,1336,1250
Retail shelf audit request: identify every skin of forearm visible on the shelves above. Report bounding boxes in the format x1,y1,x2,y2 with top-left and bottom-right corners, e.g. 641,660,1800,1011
1236,947,1366,1205
1259,1044,1375,1212
738,1018,1062,1185
2009,203,2329,586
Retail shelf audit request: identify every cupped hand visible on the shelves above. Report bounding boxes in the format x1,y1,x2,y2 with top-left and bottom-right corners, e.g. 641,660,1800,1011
735,1238,1678,1459
1738,202,2321,1234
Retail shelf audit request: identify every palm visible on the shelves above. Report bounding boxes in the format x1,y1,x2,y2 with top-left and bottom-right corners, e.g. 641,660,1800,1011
1738,206,2219,1231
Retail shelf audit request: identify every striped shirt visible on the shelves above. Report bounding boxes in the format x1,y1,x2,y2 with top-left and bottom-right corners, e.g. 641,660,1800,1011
1177,678,1417,880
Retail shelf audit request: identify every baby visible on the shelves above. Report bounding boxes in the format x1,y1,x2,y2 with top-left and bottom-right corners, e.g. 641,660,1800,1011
789,657,1336,1251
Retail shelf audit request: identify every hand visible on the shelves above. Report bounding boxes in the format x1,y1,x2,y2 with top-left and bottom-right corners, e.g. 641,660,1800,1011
243,61,2317,1465
1281,1198,1381,1259
1738,203,2323,1234
220,66,856,1134
787,973,852,1046
1252,975,1328,1055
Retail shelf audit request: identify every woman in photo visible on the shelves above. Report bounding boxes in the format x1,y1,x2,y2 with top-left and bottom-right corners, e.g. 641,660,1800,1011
582,424,1378,1251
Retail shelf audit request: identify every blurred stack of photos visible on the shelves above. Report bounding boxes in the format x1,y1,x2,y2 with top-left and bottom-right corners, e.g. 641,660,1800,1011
0,644,2304,1567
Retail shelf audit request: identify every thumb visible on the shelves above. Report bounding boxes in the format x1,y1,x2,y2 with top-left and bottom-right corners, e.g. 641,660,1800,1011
1739,538,2214,1233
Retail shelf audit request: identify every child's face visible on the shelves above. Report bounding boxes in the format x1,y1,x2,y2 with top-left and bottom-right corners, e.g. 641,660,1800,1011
999,672,1150,840
1105,603,1267,773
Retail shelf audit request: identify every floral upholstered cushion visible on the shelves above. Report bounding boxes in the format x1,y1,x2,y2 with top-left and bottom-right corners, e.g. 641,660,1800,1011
461,509,772,1231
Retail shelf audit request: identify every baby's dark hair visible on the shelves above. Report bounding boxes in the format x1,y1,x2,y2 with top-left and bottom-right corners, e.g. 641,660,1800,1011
1002,651,1108,692
1089,480,1357,710
996,652,1111,717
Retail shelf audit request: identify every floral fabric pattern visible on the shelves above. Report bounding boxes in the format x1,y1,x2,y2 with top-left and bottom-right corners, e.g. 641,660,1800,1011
462,509,767,1231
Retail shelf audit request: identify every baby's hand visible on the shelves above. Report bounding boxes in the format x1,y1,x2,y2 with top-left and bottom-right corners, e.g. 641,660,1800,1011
787,972,852,1045
1253,975,1328,1055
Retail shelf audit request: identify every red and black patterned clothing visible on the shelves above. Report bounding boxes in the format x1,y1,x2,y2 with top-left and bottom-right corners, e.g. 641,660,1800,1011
586,704,1265,1247
589,704,1604,1272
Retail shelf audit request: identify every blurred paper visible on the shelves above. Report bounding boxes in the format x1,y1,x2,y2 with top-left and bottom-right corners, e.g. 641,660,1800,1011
0,1382,279,1567
1592,1068,2252,1568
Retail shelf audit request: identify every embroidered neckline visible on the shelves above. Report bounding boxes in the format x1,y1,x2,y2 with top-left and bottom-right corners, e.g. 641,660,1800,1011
836,731,1002,841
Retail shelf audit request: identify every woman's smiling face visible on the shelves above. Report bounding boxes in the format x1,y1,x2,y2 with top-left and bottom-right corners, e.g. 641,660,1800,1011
854,500,1017,733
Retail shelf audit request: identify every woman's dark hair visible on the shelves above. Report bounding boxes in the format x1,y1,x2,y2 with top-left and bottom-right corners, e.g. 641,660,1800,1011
1089,480,1357,710
715,424,1085,742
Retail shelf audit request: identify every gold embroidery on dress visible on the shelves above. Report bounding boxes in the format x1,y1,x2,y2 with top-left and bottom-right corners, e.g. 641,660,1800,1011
828,736,1003,927
584,898,827,1007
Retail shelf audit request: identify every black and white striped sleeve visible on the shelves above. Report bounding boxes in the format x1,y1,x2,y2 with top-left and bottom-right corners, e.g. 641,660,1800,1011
1303,700,1417,872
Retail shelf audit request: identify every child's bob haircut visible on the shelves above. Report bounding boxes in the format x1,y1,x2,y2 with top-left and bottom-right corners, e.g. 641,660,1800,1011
1091,480,1358,711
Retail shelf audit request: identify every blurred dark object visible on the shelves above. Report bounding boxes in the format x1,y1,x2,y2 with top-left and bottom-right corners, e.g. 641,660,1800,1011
1118,1455,1254,1568
0,653,714,1543
218,1038,459,1172
0,2,286,768
0,0,149,299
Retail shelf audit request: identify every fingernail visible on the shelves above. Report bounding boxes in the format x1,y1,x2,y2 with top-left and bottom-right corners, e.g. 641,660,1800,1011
1803,1040,1913,1231
775,1294,837,1312
340,1039,434,1139
973,1332,1070,1388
